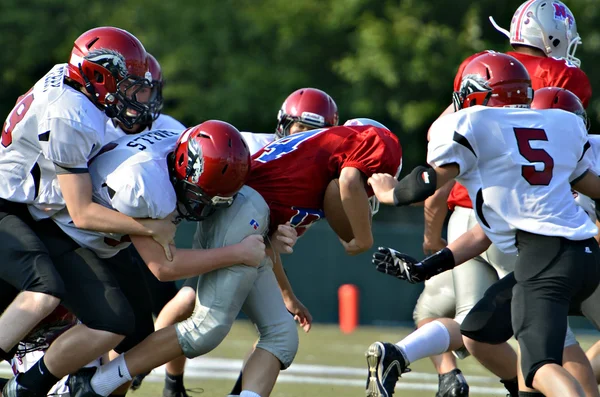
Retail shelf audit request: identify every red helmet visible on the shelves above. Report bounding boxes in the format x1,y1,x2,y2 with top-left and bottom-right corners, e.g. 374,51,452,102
146,54,164,121
66,27,152,129
171,120,251,221
276,88,339,138
453,53,532,110
531,87,588,129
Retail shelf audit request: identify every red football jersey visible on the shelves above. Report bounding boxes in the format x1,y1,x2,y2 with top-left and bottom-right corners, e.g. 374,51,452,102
448,50,592,210
247,125,402,236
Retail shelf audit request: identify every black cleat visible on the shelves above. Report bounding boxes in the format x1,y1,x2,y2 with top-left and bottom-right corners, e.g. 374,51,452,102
436,369,469,397
500,377,518,397
2,375,39,397
67,367,103,397
129,371,150,391
365,341,410,397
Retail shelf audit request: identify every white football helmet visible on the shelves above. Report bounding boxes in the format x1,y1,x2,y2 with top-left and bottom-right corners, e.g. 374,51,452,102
489,0,581,66
343,118,389,130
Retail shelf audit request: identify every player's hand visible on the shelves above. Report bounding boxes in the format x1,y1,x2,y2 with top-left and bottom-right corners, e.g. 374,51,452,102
423,236,447,256
270,222,298,254
145,212,178,261
239,234,266,267
372,247,426,283
284,295,313,333
340,238,370,256
367,173,398,205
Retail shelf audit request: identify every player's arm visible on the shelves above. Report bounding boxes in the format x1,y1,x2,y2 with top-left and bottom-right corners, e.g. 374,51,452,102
338,166,373,255
268,247,312,332
131,233,265,281
58,172,174,237
47,118,177,257
374,222,491,283
369,164,459,207
423,180,454,255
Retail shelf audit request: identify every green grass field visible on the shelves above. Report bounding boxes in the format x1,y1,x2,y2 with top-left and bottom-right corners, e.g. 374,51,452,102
129,320,600,397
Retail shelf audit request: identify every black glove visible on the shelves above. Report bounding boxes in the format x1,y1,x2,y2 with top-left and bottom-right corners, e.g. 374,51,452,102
373,247,456,284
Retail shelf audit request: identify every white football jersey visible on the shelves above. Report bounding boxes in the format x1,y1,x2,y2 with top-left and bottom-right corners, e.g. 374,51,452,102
240,131,275,155
53,128,182,257
0,64,107,219
428,106,596,254
104,113,186,142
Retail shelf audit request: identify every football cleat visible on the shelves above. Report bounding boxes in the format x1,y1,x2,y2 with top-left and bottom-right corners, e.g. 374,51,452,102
365,341,410,397
500,378,518,397
2,375,38,397
436,369,469,397
67,367,103,397
129,371,150,391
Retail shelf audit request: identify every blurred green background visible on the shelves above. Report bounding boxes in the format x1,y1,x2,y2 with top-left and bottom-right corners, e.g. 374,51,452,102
2,0,599,326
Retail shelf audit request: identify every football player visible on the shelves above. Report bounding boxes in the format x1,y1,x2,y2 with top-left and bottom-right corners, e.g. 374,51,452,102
125,87,341,397
417,1,591,394
0,27,183,397
73,120,401,397
367,53,600,397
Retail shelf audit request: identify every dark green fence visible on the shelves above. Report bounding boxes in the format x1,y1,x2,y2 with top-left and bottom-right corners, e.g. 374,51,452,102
174,206,426,327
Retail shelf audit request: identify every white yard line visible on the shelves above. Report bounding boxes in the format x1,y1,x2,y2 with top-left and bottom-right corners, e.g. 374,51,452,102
0,357,506,395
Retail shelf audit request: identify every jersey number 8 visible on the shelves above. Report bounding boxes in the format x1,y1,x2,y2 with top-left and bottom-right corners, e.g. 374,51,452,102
2,90,35,148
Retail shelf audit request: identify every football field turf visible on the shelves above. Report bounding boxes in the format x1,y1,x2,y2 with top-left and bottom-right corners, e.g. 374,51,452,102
129,320,600,397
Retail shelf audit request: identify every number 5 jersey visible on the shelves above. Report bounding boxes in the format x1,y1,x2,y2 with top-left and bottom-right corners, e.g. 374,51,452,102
246,125,402,236
427,105,596,254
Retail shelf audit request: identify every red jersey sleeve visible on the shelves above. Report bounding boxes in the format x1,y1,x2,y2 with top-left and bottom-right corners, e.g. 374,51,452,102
330,127,402,178
548,61,592,109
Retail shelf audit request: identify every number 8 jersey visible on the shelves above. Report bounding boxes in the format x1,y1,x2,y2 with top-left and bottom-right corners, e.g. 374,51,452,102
247,125,402,236
428,105,596,254
0,64,108,219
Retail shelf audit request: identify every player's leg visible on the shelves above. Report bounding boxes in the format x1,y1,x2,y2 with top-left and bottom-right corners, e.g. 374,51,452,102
71,264,261,397
573,271,600,388
513,231,599,396
0,202,65,362
154,282,196,397
365,317,464,397
412,271,468,397
128,251,190,395
5,245,135,396
586,341,600,384
238,258,299,397
103,247,157,396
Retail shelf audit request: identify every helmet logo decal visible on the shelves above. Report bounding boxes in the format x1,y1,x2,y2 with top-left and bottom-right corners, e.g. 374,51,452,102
553,2,574,27
186,137,204,183
460,74,491,94
85,49,128,79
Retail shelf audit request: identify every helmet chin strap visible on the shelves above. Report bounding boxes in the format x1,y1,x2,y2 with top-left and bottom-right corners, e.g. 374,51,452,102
526,12,553,55
488,16,510,39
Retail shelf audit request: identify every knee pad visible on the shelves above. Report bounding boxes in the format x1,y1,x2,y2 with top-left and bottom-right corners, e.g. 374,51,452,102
256,315,299,369
176,316,232,359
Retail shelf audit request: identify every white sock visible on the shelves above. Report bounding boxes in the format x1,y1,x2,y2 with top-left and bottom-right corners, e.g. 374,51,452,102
240,391,261,397
396,320,450,364
90,354,132,396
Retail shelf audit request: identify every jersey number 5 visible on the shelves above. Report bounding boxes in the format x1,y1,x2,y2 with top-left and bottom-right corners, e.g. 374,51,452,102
2,90,35,148
514,127,554,186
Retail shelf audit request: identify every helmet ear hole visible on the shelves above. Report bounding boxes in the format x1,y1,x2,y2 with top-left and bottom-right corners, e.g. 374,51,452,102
552,38,561,47
178,153,185,167
94,72,104,83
